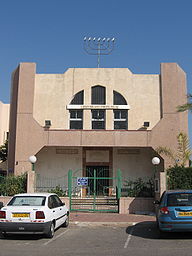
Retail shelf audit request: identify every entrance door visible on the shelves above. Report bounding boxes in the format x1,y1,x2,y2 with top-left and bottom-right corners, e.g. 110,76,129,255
86,166,109,196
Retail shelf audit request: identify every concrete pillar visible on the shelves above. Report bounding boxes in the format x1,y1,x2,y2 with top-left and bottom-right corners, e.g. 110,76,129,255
27,171,35,193
160,172,166,196
106,110,113,130
83,110,91,129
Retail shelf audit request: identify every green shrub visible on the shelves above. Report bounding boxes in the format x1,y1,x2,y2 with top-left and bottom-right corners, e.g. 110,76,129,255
123,177,154,197
0,140,8,162
167,166,192,190
0,173,27,196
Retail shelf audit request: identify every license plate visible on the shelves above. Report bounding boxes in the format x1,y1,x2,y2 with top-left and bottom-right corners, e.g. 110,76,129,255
12,213,30,218
178,212,192,216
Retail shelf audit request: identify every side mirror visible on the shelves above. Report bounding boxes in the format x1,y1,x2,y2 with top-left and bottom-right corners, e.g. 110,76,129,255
0,202,4,209
154,200,160,205
61,202,65,206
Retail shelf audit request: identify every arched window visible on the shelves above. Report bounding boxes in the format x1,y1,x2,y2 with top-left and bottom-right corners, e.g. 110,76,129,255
69,90,84,129
91,86,106,129
113,91,127,105
113,91,128,130
70,90,84,105
91,86,106,105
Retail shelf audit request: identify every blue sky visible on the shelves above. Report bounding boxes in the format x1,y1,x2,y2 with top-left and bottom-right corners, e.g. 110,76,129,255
0,0,191,145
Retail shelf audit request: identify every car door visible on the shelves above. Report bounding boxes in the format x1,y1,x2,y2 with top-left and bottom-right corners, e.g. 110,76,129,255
51,195,67,228
155,191,166,220
48,196,59,227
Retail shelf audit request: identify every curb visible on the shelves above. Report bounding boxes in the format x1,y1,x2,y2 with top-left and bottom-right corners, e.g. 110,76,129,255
70,221,137,227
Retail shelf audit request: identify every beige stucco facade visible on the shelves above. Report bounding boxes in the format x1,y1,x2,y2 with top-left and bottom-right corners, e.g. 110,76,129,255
33,69,160,130
7,63,188,196
0,101,9,146
0,101,9,173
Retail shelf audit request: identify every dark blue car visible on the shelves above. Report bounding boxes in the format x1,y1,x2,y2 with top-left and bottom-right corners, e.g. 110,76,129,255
155,190,192,232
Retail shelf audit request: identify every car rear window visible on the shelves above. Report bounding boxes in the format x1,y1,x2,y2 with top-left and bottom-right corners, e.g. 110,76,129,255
7,196,46,206
167,193,192,206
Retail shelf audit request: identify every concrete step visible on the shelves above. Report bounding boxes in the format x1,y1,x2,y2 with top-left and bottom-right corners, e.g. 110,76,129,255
71,198,118,205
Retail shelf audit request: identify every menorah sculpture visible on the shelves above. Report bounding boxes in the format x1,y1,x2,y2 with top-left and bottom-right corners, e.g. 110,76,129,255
83,37,115,68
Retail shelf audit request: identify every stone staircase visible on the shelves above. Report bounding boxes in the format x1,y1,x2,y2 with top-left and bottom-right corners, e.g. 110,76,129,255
70,197,119,212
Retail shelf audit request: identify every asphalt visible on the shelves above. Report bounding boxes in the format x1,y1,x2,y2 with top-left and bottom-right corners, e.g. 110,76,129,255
69,212,156,226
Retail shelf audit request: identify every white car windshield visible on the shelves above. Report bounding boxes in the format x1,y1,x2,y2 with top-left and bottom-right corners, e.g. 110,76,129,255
7,196,46,206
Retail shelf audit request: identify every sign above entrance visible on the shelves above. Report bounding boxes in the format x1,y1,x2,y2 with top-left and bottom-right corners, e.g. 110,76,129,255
67,105,130,110
77,177,88,186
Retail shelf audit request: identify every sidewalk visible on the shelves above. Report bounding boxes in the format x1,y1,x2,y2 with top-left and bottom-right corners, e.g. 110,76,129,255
70,212,156,226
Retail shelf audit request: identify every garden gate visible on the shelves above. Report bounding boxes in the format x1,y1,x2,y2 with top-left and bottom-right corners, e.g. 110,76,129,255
68,168,122,212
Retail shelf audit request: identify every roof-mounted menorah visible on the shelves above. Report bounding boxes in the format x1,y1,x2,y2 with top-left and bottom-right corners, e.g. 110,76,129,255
83,37,115,68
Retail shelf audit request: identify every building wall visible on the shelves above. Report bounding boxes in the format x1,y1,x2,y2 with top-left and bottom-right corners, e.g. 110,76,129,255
0,101,9,146
35,146,162,182
113,147,163,179
35,147,83,177
8,62,188,196
149,63,188,168
33,69,160,130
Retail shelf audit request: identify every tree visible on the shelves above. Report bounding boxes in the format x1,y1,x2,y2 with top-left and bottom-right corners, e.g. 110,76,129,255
0,140,8,162
156,132,192,167
177,94,192,112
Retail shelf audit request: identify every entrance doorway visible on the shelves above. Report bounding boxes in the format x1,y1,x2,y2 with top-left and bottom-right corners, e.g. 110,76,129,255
86,166,109,196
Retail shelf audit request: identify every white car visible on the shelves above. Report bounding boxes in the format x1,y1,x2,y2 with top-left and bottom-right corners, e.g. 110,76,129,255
0,193,69,238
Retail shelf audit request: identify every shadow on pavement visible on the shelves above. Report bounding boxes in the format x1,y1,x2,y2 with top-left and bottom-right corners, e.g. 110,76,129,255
126,221,192,240
0,233,45,240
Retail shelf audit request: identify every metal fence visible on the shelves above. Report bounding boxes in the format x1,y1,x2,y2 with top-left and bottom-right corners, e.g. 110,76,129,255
35,171,154,198
35,173,68,195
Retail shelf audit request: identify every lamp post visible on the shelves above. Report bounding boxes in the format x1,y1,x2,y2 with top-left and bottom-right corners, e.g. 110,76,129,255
27,155,37,193
152,157,160,193
29,155,37,171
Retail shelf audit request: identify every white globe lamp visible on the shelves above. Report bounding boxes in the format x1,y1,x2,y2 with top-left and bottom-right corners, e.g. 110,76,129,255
29,155,37,171
152,157,160,165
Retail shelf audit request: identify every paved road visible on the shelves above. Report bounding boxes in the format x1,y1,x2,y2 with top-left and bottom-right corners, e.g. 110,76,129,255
1,222,192,256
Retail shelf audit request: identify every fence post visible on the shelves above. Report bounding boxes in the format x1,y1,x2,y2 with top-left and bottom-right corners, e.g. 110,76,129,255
68,170,72,210
117,169,122,199
27,171,35,193
93,169,96,211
